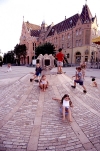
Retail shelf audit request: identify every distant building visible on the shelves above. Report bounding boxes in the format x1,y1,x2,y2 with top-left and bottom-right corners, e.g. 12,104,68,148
20,3,100,65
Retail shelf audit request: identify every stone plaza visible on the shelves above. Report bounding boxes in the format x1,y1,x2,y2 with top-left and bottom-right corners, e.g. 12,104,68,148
0,65,100,151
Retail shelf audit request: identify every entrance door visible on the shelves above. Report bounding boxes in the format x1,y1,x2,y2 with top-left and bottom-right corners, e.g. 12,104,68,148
75,52,81,64
85,56,88,62
27,56,29,64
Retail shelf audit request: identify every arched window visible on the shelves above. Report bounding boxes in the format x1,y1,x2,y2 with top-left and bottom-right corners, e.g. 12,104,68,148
76,52,81,55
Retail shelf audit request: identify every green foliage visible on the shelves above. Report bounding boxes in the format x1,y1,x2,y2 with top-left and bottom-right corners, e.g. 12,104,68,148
14,44,27,65
35,42,56,57
3,51,15,64
14,44,27,59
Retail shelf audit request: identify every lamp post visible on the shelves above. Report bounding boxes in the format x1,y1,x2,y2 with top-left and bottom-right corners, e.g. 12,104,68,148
70,20,73,66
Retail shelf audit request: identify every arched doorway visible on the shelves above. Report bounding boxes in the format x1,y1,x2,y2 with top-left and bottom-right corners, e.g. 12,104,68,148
27,56,29,64
75,52,81,64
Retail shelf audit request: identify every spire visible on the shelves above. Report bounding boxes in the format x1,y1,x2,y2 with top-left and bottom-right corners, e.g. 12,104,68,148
80,3,93,23
23,16,24,22
85,0,87,5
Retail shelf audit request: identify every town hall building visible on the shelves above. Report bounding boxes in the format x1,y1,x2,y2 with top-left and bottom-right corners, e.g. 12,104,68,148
20,3,99,65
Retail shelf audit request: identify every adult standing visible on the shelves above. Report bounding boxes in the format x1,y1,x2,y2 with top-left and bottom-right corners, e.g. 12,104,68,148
56,48,64,74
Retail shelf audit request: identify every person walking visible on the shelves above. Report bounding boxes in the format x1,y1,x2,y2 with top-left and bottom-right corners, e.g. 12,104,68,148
56,48,64,74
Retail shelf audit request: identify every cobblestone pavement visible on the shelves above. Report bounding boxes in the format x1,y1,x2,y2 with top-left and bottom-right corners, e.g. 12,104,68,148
0,66,100,151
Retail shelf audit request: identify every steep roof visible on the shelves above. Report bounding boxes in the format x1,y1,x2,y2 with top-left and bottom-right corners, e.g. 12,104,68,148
31,30,41,37
47,14,79,37
80,4,93,23
25,21,41,30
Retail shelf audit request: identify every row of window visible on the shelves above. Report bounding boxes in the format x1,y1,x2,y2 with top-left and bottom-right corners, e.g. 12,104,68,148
52,39,82,49
48,30,82,43
33,43,36,50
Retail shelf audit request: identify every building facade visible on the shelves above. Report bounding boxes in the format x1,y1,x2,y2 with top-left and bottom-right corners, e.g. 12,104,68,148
20,4,100,65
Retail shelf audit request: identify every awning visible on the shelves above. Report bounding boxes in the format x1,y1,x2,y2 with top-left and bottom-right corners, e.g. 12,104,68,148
92,36,100,44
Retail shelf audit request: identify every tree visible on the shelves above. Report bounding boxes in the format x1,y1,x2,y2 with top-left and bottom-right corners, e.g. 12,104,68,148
3,51,15,64
14,44,27,65
35,42,56,57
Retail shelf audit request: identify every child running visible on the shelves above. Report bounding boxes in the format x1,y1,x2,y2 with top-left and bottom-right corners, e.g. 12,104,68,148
71,66,87,93
52,94,73,122
72,67,78,79
39,75,49,91
30,63,42,82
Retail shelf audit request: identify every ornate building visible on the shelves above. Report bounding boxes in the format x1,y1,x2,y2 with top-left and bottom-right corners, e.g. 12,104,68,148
20,3,99,65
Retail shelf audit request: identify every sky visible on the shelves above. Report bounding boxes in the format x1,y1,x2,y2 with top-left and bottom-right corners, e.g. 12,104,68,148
0,0,100,54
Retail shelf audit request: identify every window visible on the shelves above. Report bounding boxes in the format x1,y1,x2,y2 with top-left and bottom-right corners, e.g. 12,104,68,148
62,44,64,49
76,40,78,47
79,40,82,46
79,29,82,35
76,30,78,36
33,43,34,50
67,43,70,48
62,35,64,40
33,42,36,51
67,33,70,39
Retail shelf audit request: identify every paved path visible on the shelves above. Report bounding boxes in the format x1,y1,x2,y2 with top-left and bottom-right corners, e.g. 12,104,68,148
0,66,100,151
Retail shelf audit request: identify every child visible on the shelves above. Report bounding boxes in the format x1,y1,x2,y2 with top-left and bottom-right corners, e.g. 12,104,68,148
71,67,87,93
7,63,12,72
81,64,86,80
39,75,49,91
91,77,97,87
52,94,73,122
72,67,78,79
30,63,42,82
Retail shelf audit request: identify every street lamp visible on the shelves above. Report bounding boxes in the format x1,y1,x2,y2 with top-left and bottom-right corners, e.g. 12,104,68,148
70,20,73,66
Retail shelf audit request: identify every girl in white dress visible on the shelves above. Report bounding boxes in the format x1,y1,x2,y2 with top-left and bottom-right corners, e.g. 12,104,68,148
39,75,49,91
52,94,73,122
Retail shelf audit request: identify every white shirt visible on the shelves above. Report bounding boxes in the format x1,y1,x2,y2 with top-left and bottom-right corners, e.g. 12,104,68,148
63,99,69,108
40,79,47,85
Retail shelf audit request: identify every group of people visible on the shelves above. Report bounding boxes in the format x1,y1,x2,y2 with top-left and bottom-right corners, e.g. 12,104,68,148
29,53,98,122
30,62,73,122
71,61,97,93
30,63,49,92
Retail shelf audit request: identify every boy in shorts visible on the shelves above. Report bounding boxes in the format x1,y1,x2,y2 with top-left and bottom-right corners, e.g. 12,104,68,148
71,67,87,93
30,63,42,82
56,48,64,74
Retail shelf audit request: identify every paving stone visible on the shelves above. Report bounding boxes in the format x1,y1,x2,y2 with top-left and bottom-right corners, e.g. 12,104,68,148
0,66,100,151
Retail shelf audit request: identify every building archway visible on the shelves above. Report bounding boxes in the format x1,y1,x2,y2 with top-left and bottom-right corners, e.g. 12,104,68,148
75,52,81,64
26,56,29,64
